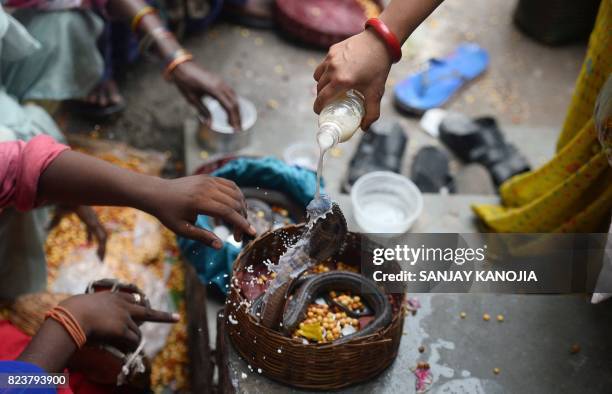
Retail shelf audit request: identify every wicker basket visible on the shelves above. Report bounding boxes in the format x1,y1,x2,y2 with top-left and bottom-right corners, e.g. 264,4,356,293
225,225,405,390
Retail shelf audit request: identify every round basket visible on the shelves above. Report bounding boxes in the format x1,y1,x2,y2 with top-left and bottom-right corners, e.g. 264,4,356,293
225,225,406,390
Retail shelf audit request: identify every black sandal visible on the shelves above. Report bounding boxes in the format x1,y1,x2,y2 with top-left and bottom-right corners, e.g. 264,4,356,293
410,146,455,193
439,113,530,185
341,121,407,193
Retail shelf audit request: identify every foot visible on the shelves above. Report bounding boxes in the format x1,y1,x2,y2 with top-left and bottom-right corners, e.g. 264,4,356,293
85,79,124,109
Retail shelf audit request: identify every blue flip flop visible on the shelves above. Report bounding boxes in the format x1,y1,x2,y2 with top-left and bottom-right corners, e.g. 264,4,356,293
394,43,489,115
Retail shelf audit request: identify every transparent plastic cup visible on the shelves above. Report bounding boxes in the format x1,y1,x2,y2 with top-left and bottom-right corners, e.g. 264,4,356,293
283,142,319,171
350,171,423,234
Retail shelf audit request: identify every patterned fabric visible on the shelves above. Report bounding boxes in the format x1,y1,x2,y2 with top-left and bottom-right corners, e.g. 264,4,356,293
595,75,612,166
472,0,612,233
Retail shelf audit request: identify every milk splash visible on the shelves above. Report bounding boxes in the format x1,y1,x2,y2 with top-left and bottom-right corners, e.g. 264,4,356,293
257,194,333,310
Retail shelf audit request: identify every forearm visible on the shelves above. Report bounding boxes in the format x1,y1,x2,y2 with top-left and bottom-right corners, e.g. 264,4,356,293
37,150,162,214
379,0,444,43
17,320,77,373
107,0,181,59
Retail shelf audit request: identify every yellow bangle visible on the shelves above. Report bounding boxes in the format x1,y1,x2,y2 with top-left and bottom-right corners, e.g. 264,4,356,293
131,6,156,32
163,51,194,81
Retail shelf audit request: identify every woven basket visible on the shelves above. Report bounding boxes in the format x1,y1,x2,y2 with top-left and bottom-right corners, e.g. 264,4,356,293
226,225,405,390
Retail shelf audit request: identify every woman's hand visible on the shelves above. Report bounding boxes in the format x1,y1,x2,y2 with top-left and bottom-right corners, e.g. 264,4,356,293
145,175,256,249
172,61,242,131
59,292,178,352
49,205,108,261
313,29,393,130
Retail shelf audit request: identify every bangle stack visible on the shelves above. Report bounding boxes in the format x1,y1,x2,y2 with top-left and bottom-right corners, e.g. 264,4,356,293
139,26,174,59
163,48,193,81
44,306,87,349
131,5,157,32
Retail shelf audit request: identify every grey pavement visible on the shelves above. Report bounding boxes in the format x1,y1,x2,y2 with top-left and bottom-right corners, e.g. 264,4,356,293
62,0,611,392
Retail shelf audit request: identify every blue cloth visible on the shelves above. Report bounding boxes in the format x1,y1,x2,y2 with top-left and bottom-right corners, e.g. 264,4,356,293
394,43,489,112
178,157,323,294
0,361,56,394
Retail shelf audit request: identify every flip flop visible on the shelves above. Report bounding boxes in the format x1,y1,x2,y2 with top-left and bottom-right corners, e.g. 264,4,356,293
64,99,126,120
439,113,530,186
410,146,455,193
341,121,407,193
394,43,489,115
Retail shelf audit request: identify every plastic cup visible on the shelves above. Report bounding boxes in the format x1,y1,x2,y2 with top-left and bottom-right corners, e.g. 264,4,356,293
350,171,423,233
283,142,319,171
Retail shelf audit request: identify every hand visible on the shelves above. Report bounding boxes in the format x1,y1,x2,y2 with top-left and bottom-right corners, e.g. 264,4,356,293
313,29,393,130
50,205,108,261
145,175,256,249
59,291,178,352
172,61,242,131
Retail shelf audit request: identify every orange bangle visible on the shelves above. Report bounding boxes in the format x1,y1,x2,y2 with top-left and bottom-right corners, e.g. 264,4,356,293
45,306,87,348
131,6,156,32
163,51,193,81
45,309,86,348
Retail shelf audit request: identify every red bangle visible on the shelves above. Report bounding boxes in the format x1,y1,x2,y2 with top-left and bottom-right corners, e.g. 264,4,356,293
364,18,402,63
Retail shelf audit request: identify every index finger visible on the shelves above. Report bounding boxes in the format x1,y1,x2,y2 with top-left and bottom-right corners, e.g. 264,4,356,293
313,60,328,81
128,304,179,323
218,93,242,132
203,201,254,236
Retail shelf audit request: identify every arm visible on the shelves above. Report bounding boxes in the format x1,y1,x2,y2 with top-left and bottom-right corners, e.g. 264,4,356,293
313,0,444,129
38,149,255,248
18,291,178,372
107,0,242,130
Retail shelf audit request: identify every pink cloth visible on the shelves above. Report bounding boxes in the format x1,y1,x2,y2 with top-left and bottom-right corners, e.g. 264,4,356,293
0,135,69,211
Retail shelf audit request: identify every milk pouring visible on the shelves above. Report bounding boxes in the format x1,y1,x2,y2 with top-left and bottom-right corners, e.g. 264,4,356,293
315,90,365,197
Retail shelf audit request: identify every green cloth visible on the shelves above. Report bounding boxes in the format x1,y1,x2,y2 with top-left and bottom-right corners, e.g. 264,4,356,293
0,5,103,298
0,5,104,142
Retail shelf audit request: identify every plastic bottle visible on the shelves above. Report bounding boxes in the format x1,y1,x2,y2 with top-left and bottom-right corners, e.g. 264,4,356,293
316,90,365,150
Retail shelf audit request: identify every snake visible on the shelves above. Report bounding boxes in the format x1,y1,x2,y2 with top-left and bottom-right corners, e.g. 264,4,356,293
248,201,392,343
281,271,392,344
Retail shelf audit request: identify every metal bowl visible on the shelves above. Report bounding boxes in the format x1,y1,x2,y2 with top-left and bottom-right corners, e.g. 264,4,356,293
197,96,257,153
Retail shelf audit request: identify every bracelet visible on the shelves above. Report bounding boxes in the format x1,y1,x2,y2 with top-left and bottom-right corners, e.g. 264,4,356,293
45,306,87,349
364,18,402,63
131,6,157,32
139,26,174,59
163,49,193,81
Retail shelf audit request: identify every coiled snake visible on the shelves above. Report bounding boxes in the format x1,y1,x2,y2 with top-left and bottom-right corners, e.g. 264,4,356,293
250,202,392,343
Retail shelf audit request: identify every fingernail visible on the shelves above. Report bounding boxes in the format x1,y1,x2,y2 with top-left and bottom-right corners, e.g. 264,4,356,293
172,313,180,321
249,225,257,235
213,240,223,249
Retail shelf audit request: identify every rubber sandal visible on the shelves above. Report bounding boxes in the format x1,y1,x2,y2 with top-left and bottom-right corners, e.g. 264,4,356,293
439,113,530,186
64,99,126,120
488,144,531,186
341,121,407,193
394,43,489,115
410,146,455,193
438,113,506,164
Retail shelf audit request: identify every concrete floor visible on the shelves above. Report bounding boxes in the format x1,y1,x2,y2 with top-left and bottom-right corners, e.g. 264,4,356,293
62,0,612,392
65,0,585,176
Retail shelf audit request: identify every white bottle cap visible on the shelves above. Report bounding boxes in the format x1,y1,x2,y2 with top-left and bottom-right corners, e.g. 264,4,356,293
317,123,341,150
317,132,335,150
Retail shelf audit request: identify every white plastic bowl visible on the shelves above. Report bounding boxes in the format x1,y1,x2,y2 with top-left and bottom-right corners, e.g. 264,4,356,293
350,171,423,234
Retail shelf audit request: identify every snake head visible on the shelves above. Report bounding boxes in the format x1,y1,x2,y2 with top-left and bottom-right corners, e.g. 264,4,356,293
307,202,348,262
